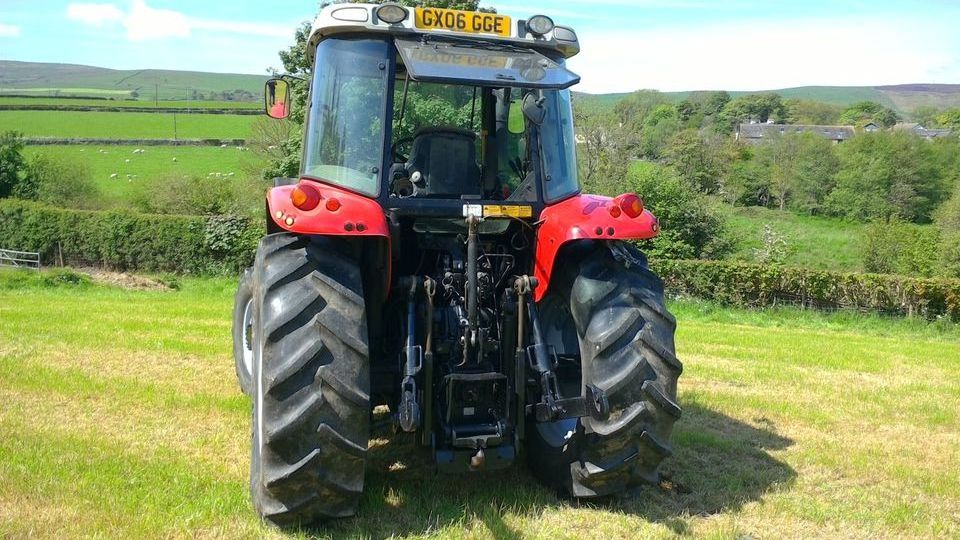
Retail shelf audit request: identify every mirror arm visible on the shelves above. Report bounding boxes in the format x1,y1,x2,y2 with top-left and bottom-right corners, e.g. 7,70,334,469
273,73,307,83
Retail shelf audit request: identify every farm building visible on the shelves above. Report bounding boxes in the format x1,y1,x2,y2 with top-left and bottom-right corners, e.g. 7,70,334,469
736,123,856,144
894,122,954,140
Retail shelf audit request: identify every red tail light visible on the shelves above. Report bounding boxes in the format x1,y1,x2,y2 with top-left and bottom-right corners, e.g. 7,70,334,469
325,198,342,212
291,184,321,211
615,194,644,218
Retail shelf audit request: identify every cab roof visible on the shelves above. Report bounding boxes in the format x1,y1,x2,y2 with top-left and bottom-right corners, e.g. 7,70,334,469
307,3,580,64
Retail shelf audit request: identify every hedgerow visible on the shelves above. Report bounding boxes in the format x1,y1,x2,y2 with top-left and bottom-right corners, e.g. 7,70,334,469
3,200,958,320
655,259,960,321
0,199,260,274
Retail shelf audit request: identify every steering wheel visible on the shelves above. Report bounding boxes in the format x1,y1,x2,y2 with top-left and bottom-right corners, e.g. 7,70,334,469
391,136,414,163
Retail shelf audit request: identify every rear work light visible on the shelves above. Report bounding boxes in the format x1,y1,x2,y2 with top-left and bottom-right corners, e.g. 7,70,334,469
376,3,408,24
527,15,555,36
291,184,321,211
614,194,645,218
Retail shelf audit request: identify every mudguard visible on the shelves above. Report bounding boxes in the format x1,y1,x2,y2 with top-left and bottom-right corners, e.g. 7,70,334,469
266,178,391,289
533,194,659,302
267,180,390,237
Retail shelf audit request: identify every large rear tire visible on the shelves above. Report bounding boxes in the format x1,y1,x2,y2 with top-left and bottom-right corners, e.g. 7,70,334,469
528,242,682,497
249,234,370,526
232,267,254,396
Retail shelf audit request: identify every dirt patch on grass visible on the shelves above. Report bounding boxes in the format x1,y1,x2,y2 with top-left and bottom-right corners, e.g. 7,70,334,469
77,267,172,290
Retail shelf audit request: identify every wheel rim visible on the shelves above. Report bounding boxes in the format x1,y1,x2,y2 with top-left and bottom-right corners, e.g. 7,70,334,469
242,298,255,378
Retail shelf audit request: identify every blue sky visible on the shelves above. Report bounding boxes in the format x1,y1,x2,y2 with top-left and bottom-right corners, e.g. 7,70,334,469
1,1,958,93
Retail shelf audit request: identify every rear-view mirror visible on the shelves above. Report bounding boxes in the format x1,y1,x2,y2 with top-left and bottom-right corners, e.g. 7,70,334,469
265,78,291,120
522,92,546,126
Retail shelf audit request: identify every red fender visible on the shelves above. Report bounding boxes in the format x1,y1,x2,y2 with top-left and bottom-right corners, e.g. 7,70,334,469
533,194,659,302
267,179,391,289
267,180,389,237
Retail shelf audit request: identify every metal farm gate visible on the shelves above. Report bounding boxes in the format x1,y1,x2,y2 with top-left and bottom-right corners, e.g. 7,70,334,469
0,248,41,271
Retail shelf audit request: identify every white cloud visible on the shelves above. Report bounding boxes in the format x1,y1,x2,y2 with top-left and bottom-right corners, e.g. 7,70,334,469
124,0,189,41
568,17,960,93
65,0,289,41
0,23,21,37
66,3,124,26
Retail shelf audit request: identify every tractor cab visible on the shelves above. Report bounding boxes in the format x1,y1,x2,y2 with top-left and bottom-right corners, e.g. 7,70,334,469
266,3,583,215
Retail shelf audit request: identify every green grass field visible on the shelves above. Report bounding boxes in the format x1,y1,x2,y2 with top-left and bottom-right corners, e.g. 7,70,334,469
0,97,260,109
1,269,958,538
0,87,134,97
0,110,256,139
24,145,267,204
724,206,872,272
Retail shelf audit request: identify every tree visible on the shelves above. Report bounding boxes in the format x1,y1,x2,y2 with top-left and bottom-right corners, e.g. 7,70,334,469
717,93,787,132
827,131,946,222
936,108,960,130
785,99,841,125
936,184,960,277
675,91,730,131
613,90,670,133
726,154,772,207
757,131,839,212
638,103,680,159
0,131,26,199
575,108,635,195
912,105,941,127
627,163,732,259
839,101,900,128
663,129,722,194
704,91,731,116
25,153,100,209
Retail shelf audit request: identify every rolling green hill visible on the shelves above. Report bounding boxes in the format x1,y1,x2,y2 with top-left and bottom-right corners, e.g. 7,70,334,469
6,61,958,114
0,61,266,102
576,84,960,115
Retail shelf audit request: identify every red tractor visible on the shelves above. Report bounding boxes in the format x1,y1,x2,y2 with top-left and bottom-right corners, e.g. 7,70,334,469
233,3,681,526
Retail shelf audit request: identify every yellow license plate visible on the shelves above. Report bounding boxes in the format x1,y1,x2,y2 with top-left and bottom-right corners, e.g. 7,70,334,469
415,8,511,37
483,205,533,218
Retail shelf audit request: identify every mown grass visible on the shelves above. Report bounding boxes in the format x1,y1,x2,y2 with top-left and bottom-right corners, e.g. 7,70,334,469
0,97,260,109
1,268,959,538
23,145,267,204
724,206,873,272
0,110,256,140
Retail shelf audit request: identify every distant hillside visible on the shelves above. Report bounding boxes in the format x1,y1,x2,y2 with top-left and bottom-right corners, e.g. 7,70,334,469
576,84,960,116
4,61,958,114
0,61,266,102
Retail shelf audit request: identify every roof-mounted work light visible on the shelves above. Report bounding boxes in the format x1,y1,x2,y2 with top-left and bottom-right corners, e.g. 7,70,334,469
376,3,409,24
526,15,555,36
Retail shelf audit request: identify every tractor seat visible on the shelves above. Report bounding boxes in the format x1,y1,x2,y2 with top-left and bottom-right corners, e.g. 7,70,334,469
408,127,482,197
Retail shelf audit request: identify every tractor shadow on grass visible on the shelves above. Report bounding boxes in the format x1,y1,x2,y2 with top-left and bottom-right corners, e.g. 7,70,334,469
315,403,796,539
